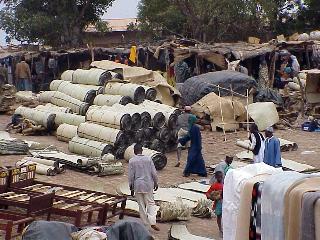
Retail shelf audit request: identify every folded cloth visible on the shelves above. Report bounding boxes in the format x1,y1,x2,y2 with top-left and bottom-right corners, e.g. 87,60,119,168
249,182,264,240
261,172,311,240
284,177,320,240
315,199,320,240
235,174,269,240
300,192,320,240
223,163,282,240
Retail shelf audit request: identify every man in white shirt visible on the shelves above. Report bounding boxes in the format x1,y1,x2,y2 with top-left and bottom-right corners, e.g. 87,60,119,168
128,144,159,231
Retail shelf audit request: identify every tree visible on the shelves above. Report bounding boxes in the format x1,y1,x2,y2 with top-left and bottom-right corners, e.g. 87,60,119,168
138,0,187,39
0,0,115,47
138,0,297,42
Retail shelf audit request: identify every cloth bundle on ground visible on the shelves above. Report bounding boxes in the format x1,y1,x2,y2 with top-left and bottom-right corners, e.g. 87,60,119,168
106,219,154,240
22,220,78,240
191,92,246,131
159,197,192,221
179,70,257,106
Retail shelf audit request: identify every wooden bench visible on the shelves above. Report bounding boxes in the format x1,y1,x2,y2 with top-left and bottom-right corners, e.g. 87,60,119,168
0,210,34,240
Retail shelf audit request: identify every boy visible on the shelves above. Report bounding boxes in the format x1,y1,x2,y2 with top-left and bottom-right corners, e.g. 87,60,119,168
209,155,233,184
206,171,223,237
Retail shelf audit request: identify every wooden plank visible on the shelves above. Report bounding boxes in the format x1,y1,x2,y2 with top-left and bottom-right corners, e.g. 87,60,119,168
59,203,80,210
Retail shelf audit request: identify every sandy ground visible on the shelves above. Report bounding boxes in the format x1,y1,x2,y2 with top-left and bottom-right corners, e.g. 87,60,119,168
0,113,319,239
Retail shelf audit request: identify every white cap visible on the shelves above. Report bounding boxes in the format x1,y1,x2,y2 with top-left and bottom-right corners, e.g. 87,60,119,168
266,126,274,133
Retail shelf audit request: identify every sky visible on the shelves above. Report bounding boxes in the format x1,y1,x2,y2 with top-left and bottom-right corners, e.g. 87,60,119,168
0,0,140,46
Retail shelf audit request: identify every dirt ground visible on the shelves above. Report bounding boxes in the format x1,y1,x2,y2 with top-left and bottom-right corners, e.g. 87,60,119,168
0,113,319,240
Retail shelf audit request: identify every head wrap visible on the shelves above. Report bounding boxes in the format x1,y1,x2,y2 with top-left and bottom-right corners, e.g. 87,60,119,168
266,126,274,133
184,106,192,111
284,67,292,74
188,115,197,130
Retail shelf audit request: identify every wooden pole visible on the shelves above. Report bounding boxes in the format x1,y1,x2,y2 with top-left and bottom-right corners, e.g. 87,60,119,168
218,85,227,142
297,74,305,118
246,89,250,138
269,51,277,88
230,84,236,132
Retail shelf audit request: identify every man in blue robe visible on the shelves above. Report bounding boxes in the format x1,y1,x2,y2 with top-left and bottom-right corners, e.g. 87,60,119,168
179,115,207,177
263,127,282,167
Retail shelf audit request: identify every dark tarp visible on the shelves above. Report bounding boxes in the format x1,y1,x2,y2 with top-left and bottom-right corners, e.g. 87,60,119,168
22,221,78,240
107,219,154,240
179,70,257,106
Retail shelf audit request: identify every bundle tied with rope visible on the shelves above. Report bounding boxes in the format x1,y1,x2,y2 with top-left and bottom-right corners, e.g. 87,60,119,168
104,82,146,104
86,107,132,131
69,136,114,157
50,80,97,104
39,91,89,116
124,144,167,170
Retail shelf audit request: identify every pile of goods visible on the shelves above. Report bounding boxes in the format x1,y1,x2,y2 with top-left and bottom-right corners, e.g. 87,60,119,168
0,84,16,113
13,65,179,173
30,150,124,177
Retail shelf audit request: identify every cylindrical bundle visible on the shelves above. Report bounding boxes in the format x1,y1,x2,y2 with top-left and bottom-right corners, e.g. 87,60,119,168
86,107,132,131
93,94,132,107
39,91,89,115
77,84,104,94
50,80,97,104
61,70,74,82
0,140,29,155
142,86,157,101
155,127,171,143
15,106,56,130
78,122,126,147
97,162,124,176
56,124,78,142
150,139,166,153
143,128,156,143
21,156,59,168
69,136,114,157
102,105,142,130
109,71,124,80
236,140,250,150
124,145,167,170
54,112,85,127
124,103,165,129
36,103,72,113
125,129,145,144
16,160,56,176
104,82,146,104
72,68,111,86
141,100,180,128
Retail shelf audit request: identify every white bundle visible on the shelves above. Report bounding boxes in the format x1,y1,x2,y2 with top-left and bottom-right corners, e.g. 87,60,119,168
310,31,320,41
298,33,310,41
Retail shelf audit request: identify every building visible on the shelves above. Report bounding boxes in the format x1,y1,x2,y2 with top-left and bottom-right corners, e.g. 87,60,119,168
84,18,140,47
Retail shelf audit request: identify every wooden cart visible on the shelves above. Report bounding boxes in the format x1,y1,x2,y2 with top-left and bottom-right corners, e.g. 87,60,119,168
8,165,127,226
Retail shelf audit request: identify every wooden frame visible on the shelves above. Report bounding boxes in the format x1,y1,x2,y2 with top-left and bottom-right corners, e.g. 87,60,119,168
0,210,34,240
7,165,126,226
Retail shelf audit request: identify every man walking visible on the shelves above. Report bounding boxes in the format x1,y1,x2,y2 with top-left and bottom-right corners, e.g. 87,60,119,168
264,127,282,167
128,144,160,231
15,56,31,91
176,106,193,167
